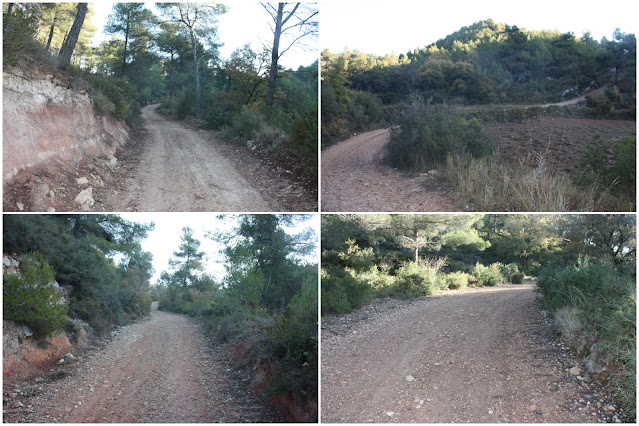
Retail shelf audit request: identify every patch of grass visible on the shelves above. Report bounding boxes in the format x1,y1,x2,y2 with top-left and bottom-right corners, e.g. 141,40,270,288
440,151,631,211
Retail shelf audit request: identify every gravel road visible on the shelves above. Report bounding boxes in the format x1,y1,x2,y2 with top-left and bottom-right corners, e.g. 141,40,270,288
321,283,615,423
321,129,457,212
4,303,281,423
108,104,273,212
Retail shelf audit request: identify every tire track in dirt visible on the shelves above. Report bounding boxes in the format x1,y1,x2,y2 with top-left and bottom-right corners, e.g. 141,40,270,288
321,283,609,423
321,129,457,212
9,304,281,423
109,104,273,212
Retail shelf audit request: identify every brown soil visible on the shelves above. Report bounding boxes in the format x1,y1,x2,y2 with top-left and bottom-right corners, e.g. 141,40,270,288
3,104,317,212
487,118,636,173
321,129,458,212
321,283,621,423
2,304,283,423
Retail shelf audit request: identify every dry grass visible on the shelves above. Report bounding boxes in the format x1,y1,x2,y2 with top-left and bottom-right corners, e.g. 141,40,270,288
441,152,624,211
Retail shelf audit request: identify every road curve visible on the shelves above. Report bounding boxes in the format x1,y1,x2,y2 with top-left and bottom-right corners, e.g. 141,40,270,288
322,283,603,423
321,129,457,212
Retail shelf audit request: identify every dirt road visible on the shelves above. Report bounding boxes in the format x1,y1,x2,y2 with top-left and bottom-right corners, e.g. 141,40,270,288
322,283,615,423
5,304,281,423
107,104,272,212
321,129,457,212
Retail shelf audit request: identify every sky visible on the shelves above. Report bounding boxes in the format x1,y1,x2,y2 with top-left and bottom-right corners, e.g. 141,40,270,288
320,0,639,56
89,1,318,70
118,213,320,284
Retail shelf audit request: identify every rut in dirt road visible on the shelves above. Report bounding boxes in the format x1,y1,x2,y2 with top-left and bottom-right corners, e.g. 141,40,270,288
322,283,608,423
9,305,281,423
321,129,457,212
110,104,272,212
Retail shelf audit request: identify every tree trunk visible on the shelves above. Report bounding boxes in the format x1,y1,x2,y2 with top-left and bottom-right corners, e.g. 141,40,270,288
6,3,14,16
45,12,58,51
190,28,201,119
120,20,129,78
58,3,87,65
265,3,284,108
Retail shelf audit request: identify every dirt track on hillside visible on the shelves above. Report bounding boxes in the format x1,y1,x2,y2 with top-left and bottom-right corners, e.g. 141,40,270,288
321,283,618,423
106,105,272,212
3,304,282,423
321,129,458,212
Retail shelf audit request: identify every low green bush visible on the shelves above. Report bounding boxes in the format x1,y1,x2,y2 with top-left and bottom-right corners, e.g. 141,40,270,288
471,262,502,287
394,262,437,297
511,271,525,284
440,271,470,290
3,252,68,337
537,259,635,419
385,93,492,171
321,267,371,314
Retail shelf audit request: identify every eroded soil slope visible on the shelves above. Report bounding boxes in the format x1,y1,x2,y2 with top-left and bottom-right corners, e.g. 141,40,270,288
3,104,317,212
321,129,458,212
3,305,282,423
322,283,621,423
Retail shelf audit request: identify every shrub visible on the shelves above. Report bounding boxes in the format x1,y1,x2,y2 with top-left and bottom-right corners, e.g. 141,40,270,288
471,262,502,287
356,265,396,296
537,260,635,419
224,107,264,140
337,239,376,272
394,262,437,297
440,271,469,290
3,252,68,337
385,93,492,171
511,271,525,284
92,90,116,116
321,268,371,314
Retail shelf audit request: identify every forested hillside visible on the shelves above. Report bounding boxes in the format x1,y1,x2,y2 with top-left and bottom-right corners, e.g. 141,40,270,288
321,214,636,419
3,3,318,180
321,20,635,211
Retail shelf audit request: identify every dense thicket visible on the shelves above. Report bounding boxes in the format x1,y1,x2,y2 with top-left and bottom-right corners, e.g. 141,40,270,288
322,20,636,142
3,3,318,180
321,213,636,420
156,215,318,409
3,214,154,335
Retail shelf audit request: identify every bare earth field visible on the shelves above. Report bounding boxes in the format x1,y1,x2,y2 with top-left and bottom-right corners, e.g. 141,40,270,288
487,118,636,173
3,303,282,423
321,283,622,423
321,129,458,212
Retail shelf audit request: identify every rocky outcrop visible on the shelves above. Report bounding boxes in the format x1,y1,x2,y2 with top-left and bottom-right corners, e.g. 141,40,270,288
2,58,129,181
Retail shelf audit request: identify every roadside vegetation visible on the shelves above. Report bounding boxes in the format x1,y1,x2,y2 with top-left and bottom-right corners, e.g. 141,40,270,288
155,215,318,416
321,214,636,420
3,215,154,336
321,20,636,211
3,3,318,181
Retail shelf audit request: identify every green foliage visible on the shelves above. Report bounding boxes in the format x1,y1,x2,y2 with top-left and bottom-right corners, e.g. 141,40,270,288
321,267,371,314
385,94,491,170
439,271,470,290
395,262,437,297
3,215,154,335
223,107,264,140
537,260,635,419
471,262,503,286
337,239,376,272
3,252,68,337
574,133,636,202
